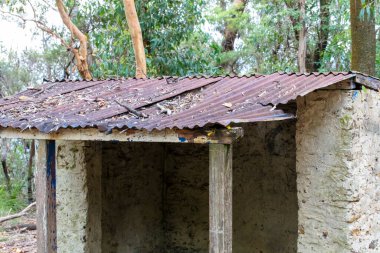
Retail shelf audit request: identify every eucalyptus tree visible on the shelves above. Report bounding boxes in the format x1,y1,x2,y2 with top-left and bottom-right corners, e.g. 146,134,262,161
1,0,88,80
208,0,352,74
89,0,221,77
219,0,248,72
56,0,93,79
123,0,146,77
350,0,376,75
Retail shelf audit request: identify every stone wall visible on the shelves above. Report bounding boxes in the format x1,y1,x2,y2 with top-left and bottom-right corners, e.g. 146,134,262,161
233,122,297,252
101,142,165,253
296,90,380,252
56,141,102,253
100,121,297,253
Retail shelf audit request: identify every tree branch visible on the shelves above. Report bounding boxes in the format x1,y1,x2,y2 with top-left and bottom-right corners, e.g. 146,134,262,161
123,0,147,78
0,202,36,223
56,0,92,80
0,10,70,49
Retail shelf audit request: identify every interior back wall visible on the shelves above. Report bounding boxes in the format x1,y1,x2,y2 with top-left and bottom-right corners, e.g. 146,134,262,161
101,121,297,253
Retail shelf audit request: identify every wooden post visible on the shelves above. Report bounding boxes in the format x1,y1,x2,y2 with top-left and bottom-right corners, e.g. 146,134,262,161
209,144,233,253
36,140,57,253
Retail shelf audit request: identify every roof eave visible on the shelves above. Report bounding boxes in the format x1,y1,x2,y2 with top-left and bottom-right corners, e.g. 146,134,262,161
353,72,380,90
0,127,244,144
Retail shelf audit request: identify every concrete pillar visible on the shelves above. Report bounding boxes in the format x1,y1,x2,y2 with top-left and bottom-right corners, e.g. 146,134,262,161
296,89,380,252
56,141,102,253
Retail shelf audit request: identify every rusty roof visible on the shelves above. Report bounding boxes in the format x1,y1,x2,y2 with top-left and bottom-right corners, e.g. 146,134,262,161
0,72,378,133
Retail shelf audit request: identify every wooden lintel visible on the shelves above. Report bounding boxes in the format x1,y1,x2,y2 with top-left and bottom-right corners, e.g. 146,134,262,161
320,79,357,90
354,74,380,91
0,127,243,144
209,144,233,253
36,140,57,253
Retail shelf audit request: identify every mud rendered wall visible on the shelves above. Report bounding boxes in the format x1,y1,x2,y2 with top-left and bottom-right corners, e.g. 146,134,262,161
100,121,297,253
296,89,380,252
101,142,165,252
56,141,102,253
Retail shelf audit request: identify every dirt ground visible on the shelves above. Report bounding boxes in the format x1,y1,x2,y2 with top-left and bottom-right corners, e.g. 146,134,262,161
0,212,36,253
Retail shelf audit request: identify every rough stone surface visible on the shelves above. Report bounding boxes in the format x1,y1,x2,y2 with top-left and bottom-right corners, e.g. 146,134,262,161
233,122,297,253
296,90,380,252
56,141,102,253
164,143,210,253
100,122,297,253
101,142,165,253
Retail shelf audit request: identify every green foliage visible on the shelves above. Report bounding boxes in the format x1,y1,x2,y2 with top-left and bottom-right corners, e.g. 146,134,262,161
0,49,32,95
0,181,26,216
88,0,221,77
0,46,70,95
0,139,32,215
316,0,351,72
359,0,376,20
7,140,29,182
206,0,353,74
1,0,367,77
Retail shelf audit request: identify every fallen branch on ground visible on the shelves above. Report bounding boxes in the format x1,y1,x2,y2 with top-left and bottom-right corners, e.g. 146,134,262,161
6,223,36,232
0,202,36,223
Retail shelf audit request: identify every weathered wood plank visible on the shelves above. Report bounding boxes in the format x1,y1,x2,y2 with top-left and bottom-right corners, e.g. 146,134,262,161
36,140,57,253
0,127,243,144
209,144,233,253
354,73,380,90
320,80,357,90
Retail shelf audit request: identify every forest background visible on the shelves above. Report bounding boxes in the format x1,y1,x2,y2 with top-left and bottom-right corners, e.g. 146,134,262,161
0,0,378,215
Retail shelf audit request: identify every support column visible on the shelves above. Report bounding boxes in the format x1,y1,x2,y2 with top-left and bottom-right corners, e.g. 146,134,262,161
209,144,233,253
36,140,57,253
56,141,102,253
296,90,380,252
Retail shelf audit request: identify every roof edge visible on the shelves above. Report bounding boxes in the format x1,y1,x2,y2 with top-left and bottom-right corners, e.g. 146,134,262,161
352,72,380,90
0,126,244,144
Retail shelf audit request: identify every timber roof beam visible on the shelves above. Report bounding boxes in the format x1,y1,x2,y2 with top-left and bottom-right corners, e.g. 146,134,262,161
0,127,244,144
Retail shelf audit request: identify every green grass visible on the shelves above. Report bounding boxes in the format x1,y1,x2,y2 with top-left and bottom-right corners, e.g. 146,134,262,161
0,182,26,217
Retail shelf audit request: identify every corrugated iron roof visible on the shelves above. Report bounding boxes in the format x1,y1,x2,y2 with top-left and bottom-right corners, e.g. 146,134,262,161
0,72,377,133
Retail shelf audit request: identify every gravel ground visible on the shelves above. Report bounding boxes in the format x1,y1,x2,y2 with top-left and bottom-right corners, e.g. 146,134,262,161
0,214,36,253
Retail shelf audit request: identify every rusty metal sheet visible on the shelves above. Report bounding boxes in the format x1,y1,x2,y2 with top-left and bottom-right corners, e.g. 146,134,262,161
0,72,368,133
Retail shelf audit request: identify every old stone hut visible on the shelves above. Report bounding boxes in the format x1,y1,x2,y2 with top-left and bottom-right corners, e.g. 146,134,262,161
0,72,379,253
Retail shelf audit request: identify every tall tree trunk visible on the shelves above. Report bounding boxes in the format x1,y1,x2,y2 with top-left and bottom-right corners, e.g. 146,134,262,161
1,139,10,192
56,0,93,80
221,0,248,73
42,33,53,80
350,0,376,75
298,0,307,72
123,0,147,78
27,140,35,203
312,0,331,71
285,0,307,72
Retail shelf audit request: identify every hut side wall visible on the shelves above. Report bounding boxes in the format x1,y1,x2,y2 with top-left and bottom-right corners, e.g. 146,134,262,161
296,90,380,252
100,121,297,253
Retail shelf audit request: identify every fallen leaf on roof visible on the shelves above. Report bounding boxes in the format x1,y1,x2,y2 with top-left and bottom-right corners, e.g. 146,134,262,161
18,96,32,101
223,102,232,108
